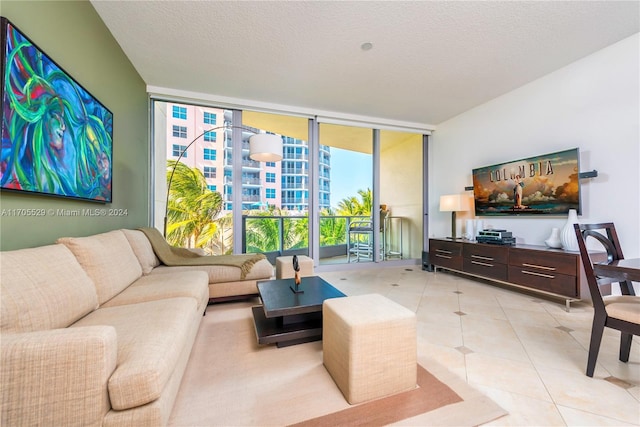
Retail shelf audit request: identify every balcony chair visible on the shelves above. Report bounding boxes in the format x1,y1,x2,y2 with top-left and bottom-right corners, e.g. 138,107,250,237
347,219,374,262
573,222,640,377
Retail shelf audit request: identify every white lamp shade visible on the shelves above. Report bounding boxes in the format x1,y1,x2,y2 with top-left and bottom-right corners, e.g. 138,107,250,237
249,134,283,162
439,194,471,212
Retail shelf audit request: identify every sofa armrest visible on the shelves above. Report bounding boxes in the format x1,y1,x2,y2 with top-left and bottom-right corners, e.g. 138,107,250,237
1,326,118,427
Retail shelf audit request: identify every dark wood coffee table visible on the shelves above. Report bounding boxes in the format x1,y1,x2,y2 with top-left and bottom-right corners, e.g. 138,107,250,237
252,276,346,347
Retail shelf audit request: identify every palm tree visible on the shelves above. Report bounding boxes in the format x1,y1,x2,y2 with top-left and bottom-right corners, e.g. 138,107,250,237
285,214,308,250
209,212,233,255
245,209,281,253
166,160,223,249
337,188,372,216
319,208,347,245
244,207,308,253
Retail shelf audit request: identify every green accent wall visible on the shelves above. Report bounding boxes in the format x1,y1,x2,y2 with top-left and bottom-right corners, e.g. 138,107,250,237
0,1,148,250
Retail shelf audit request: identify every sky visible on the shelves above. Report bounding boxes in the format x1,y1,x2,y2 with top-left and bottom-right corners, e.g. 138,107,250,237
329,148,372,210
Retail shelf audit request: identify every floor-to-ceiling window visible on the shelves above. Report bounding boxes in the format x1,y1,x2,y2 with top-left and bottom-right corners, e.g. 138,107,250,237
241,111,312,260
154,102,239,254
152,98,427,265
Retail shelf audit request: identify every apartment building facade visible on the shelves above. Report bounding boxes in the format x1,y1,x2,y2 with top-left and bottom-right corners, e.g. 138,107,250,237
166,103,331,213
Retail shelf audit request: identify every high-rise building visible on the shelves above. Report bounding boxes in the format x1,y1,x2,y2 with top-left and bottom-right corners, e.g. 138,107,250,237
166,103,330,213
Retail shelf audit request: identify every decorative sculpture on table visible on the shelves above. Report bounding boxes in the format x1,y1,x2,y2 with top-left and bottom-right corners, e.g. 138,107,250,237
290,255,304,294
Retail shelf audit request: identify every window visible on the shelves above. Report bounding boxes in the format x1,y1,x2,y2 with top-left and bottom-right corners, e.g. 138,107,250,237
172,105,187,119
204,166,217,178
203,132,217,142
203,148,217,160
266,188,276,199
266,161,276,167
208,185,217,192
172,144,187,157
203,112,217,125
172,125,187,138
266,172,276,183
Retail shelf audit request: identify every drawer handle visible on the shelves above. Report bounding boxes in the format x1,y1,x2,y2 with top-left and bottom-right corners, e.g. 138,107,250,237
435,254,452,259
471,255,494,261
471,260,494,267
436,249,452,255
522,263,556,271
522,270,555,279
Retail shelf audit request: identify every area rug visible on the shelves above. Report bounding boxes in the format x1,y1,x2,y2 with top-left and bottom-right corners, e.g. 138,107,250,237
168,300,507,426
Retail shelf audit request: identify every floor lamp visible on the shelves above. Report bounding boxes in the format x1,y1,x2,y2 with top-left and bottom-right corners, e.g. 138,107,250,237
164,126,283,237
439,194,471,240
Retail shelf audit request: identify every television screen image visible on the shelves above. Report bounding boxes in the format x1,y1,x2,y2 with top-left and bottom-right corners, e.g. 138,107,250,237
1,17,113,203
472,148,581,216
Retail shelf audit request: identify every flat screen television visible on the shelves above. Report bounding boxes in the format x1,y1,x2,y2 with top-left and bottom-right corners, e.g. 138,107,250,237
472,148,581,216
1,17,113,203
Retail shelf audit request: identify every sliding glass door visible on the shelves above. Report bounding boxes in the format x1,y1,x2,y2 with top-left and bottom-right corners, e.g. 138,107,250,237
317,123,374,265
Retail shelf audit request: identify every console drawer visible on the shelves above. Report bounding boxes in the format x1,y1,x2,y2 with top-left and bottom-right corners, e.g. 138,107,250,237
508,266,578,297
509,248,577,276
430,240,462,256
463,258,508,281
430,239,463,271
463,243,509,264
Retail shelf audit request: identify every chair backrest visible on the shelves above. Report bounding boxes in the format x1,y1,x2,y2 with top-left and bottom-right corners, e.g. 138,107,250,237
349,219,373,231
573,222,624,312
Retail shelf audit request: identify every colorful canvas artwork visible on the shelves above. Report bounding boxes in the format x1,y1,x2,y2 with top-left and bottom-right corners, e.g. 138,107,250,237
1,18,113,202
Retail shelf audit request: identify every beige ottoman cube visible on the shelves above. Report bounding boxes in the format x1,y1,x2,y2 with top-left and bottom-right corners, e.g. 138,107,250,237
323,293,417,404
275,255,314,279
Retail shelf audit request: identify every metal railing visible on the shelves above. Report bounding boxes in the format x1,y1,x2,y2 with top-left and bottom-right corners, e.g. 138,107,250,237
240,214,371,263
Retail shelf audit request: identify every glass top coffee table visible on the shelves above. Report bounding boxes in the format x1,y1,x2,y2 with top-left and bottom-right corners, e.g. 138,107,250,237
252,276,346,347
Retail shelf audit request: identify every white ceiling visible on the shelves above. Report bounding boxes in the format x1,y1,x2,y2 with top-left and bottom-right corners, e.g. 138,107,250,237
91,1,639,127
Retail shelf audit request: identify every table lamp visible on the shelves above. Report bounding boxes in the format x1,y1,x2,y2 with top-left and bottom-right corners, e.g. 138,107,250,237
439,194,471,239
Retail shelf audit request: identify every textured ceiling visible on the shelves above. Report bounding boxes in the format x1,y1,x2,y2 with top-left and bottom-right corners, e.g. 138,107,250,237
91,1,639,127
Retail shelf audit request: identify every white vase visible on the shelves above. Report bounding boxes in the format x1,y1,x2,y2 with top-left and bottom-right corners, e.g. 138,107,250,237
475,219,484,237
560,209,579,251
465,219,475,240
545,227,562,248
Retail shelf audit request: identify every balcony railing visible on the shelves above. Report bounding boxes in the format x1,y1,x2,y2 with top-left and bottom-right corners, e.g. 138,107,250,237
281,198,307,204
224,159,261,168
281,168,306,175
170,212,383,264
240,214,371,263
242,177,261,185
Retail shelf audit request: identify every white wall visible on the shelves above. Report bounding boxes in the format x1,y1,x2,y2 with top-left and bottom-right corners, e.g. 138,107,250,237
430,33,640,258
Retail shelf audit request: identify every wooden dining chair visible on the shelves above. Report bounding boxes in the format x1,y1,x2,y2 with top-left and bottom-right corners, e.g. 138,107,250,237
573,222,640,377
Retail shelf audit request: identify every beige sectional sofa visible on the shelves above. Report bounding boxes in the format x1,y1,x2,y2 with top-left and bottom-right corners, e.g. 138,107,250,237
124,229,274,302
0,228,273,426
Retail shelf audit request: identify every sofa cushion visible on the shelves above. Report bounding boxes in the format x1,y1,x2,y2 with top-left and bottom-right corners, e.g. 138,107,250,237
71,297,199,410
1,244,98,333
57,230,143,305
101,271,209,313
122,229,160,275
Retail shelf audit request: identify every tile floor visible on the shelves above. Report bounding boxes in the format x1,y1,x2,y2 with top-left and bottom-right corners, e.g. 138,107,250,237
318,265,640,426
